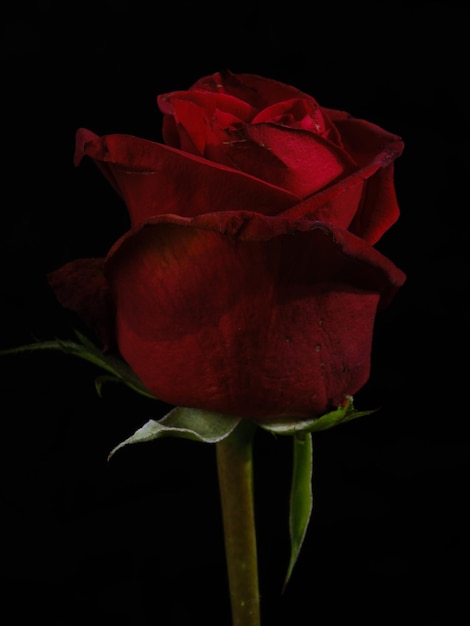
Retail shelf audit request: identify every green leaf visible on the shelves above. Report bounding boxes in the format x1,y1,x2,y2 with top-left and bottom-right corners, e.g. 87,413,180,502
94,374,123,398
258,395,377,436
284,432,313,592
0,330,157,400
107,407,242,460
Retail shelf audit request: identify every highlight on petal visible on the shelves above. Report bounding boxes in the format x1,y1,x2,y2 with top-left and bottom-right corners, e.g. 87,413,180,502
274,120,404,244
227,123,355,197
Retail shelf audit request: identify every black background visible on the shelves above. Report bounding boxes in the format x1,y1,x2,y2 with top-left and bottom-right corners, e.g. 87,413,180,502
1,2,469,624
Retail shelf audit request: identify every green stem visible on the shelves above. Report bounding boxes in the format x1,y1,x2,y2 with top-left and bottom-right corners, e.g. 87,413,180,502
216,420,261,626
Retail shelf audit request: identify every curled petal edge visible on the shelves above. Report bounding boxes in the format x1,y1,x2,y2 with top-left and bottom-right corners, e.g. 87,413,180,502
105,211,406,308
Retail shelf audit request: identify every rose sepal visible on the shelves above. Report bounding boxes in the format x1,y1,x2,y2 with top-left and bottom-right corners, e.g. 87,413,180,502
105,396,375,592
284,431,313,591
256,395,377,589
107,407,241,460
2,331,377,599
257,395,377,436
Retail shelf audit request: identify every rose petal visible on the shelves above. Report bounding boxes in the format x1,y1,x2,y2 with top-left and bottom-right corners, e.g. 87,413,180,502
221,123,355,197
48,257,116,350
191,70,318,111
251,98,329,137
273,118,404,243
158,90,256,153
104,213,405,419
75,129,299,227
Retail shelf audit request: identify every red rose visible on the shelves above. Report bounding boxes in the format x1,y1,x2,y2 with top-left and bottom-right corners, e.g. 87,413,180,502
50,71,406,420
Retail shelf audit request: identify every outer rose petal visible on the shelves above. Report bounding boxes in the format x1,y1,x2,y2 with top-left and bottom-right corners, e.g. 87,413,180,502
47,258,116,350
326,112,404,243
74,129,298,227
75,118,403,243
104,212,405,419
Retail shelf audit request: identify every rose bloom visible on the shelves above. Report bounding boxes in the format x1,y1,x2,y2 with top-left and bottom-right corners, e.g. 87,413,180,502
49,71,406,420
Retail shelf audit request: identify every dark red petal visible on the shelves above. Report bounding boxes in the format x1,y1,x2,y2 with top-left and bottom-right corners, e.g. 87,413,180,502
275,121,404,244
74,127,124,199
158,90,255,126
332,116,404,244
221,123,355,197
191,70,320,111
279,178,367,233
350,163,402,244
330,114,404,166
161,101,247,163
74,129,298,227
47,258,116,350
251,98,329,137
105,213,405,419
158,91,256,156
